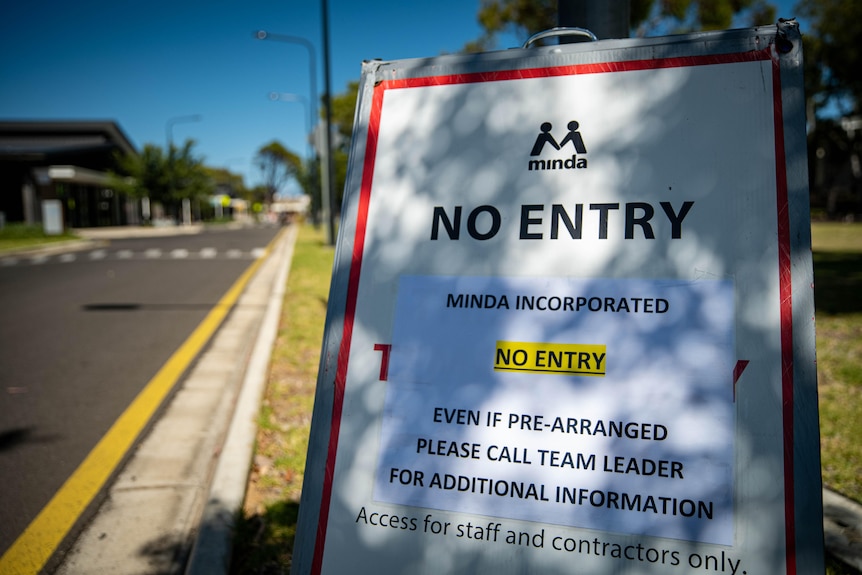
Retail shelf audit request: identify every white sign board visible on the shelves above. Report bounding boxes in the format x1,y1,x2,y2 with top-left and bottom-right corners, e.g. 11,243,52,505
293,22,822,575
41,199,63,236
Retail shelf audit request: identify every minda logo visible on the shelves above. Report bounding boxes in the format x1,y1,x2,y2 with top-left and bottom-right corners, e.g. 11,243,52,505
528,121,588,171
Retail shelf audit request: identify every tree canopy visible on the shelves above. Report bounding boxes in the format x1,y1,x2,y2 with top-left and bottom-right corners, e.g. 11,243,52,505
797,0,862,116
255,140,303,205
319,0,861,220
110,139,212,217
796,0,862,218
465,0,777,50
462,0,859,118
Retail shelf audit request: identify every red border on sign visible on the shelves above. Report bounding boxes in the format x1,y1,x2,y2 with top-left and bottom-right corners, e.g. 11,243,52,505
771,47,797,575
311,47,795,575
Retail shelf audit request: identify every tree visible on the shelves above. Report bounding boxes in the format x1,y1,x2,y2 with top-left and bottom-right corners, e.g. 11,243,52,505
322,2,787,217
254,140,303,206
796,0,862,218
203,166,247,220
330,80,360,146
465,0,776,50
806,117,861,218
205,166,246,196
797,0,862,117
325,81,359,211
166,140,212,206
111,138,212,220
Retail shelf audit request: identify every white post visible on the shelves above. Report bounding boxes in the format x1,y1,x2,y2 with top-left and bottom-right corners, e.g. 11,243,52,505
42,200,63,235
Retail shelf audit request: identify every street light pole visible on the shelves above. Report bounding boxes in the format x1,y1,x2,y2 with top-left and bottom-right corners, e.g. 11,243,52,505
254,31,317,151
163,114,202,226
254,30,330,242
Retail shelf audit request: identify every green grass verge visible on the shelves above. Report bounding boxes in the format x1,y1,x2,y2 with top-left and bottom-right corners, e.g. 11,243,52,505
231,221,862,574
813,222,862,253
813,222,861,575
231,223,334,574
812,223,862,507
0,224,79,253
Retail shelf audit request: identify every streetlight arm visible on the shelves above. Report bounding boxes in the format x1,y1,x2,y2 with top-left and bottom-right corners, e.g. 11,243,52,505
269,92,307,106
255,30,315,56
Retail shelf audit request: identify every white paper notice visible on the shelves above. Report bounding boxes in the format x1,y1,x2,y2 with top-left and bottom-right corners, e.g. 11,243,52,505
374,275,735,545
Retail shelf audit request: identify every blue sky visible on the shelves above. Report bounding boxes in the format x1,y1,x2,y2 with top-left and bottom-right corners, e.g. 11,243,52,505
1,0,800,191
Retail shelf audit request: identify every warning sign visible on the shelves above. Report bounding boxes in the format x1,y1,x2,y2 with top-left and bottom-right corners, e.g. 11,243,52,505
374,275,735,545
292,21,823,575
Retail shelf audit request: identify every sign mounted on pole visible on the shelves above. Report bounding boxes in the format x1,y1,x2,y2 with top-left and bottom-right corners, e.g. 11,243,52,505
293,21,823,575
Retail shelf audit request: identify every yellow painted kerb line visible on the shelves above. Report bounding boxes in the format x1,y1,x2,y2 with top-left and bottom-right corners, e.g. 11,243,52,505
0,229,285,575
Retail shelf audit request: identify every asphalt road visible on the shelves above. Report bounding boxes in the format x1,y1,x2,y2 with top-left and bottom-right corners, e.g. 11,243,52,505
0,225,281,558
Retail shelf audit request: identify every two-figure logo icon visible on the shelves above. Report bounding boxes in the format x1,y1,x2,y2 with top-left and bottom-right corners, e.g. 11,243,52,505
528,121,589,171
531,121,587,156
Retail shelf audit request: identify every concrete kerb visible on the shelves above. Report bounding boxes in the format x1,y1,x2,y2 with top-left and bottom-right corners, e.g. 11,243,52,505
185,224,298,575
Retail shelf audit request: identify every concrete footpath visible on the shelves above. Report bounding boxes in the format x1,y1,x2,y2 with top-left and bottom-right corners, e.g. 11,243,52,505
6,225,861,573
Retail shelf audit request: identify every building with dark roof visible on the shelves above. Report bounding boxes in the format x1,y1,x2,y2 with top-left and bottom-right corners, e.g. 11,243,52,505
0,120,140,228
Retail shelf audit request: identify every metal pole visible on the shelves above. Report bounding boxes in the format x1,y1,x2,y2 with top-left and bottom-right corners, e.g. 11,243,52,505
321,0,336,246
558,0,629,40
